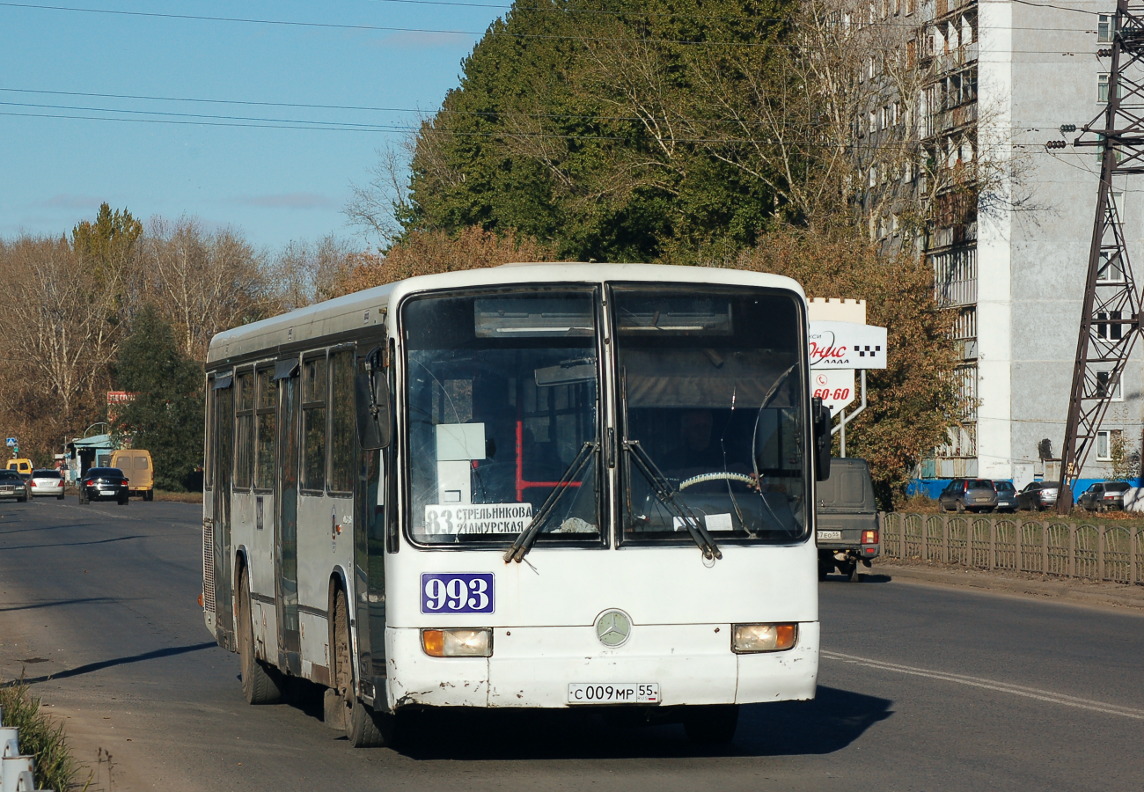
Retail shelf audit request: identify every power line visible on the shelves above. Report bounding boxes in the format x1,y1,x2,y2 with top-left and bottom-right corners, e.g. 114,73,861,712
0,1,1115,43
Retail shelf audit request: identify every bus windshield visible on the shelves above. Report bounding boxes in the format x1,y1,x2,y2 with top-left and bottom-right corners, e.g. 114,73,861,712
404,288,602,546
615,285,808,544
401,283,809,549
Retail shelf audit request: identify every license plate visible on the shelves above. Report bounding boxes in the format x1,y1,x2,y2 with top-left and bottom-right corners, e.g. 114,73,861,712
567,683,660,704
817,530,842,541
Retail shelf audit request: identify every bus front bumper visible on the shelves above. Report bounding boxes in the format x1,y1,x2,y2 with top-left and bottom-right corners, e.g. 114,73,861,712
382,622,819,711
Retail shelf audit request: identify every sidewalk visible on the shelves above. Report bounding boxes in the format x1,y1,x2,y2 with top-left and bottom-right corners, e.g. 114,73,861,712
870,558,1144,613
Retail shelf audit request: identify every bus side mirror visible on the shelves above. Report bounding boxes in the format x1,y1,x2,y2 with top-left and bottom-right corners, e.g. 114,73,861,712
813,397,831,481
356,346,392,450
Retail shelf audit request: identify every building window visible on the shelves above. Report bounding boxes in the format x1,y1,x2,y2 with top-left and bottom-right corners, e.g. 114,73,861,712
1098,251,1126,283
1098,13,1114,43
1095,310,1123,341
1095,370,1124,401
1096,429,1120,461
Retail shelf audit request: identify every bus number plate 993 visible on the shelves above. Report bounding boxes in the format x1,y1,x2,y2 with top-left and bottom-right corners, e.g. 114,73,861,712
567,683,660,704
420,573,495,614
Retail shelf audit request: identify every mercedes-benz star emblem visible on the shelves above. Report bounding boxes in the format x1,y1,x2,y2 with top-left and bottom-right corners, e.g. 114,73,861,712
594,609,633,647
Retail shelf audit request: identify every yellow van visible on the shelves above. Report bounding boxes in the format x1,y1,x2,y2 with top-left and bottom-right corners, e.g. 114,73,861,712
6,458,33,478
109,449,154,500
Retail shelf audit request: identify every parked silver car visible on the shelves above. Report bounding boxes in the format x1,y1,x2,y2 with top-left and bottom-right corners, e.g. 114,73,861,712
1016,480,1060,511
1077,480,1132,512
939,478,998,513
29,468,65,499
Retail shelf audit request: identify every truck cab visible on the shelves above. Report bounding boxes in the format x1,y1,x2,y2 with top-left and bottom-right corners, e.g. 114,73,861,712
816,457,880,581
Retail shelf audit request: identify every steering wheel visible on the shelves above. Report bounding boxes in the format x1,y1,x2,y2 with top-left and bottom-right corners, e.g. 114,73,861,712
678,471,757,491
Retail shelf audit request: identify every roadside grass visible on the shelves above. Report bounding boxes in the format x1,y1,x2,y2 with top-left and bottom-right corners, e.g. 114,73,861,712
0,678,85,791
153,489,203,503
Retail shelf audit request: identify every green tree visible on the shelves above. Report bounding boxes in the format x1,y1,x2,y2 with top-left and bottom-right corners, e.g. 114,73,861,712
398,0,797,262
111,306,204,491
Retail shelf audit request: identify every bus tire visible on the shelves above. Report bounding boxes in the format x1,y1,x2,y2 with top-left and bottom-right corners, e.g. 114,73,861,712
332,588,392,747
238,570,283,705
683,704,739,745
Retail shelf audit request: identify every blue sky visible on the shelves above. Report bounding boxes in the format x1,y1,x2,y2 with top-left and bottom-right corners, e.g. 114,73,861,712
1,1,507,252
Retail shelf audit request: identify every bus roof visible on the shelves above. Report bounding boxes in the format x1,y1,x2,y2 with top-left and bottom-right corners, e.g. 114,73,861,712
206,262,805,367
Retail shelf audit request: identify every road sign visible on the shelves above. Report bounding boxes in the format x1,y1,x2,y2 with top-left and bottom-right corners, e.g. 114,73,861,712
812,369,856,415
5,437,15,447
808,321,887,370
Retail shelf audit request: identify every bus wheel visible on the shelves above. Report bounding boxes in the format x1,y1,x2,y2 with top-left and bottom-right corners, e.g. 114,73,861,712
331,588,392,747
238,570,283,705
683,704,739,745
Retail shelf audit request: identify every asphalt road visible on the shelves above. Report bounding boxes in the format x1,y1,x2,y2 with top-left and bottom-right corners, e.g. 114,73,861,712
2,499,1142,792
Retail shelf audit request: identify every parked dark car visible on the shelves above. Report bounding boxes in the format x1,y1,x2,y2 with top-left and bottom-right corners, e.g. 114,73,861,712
1077,480,1132,512
0,468,30,502
939,478,998,513
992,480,1019,513
1016,480,1060,511
79,467,130,505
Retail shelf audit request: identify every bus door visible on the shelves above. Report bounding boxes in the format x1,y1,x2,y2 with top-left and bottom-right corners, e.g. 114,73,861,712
209,373,235,642
274,358,302,673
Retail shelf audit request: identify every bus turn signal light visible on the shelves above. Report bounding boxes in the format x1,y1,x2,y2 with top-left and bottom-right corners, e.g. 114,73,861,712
732,623,797,653
421,628,492,657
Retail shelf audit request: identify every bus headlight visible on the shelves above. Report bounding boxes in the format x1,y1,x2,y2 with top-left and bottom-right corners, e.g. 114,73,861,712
732,623,798,653
421,628,492,657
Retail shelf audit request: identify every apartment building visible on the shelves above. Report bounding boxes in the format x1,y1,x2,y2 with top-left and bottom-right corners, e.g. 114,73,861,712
878,0,1144,490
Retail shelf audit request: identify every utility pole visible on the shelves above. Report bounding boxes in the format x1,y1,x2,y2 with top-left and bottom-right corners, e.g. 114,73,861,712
1055,0,1144,513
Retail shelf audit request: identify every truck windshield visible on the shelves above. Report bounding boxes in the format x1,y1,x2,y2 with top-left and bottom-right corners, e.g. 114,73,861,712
402,288,602,546
614,285,809,544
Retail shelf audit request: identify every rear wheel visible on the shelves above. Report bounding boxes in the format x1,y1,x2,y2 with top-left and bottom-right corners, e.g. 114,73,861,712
78,490,88,504
330,588,392,747
238,569,284,705
143,490,153,501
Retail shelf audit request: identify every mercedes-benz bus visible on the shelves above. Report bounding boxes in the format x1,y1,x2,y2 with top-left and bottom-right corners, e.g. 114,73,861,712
202,262,830,746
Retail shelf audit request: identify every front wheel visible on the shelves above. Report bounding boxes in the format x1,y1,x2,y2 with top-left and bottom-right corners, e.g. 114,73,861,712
331,588,392,747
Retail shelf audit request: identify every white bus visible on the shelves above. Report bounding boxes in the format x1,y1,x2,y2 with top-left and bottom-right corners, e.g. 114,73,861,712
202,262,830,746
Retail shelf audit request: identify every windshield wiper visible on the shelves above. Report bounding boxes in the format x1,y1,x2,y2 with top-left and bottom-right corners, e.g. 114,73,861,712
503,441,599,564
625,439,722,562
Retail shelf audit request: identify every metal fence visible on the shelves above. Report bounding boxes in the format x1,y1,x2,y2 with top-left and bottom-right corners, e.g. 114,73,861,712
0,708,51,792
881,513,1144,586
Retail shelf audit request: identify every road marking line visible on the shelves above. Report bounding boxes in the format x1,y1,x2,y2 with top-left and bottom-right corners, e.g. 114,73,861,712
823,650,1144,720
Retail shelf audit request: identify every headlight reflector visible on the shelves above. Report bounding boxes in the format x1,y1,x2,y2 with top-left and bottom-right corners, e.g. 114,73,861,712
732,623,798,653
421,628,492,657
